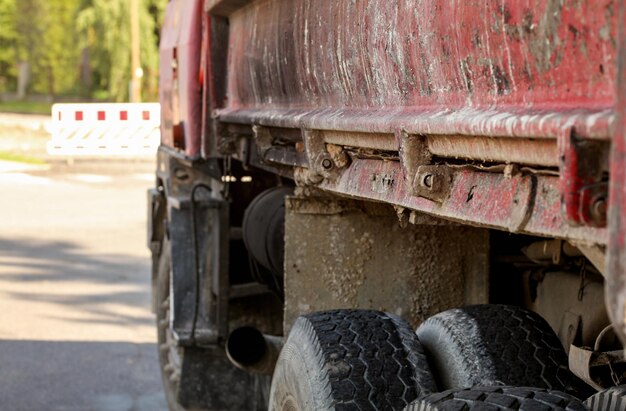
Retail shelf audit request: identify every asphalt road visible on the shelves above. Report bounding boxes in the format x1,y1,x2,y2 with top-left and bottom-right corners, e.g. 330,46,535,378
0,160,168,411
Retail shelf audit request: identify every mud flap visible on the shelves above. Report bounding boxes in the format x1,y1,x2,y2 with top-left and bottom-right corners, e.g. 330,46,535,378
168,194,229,345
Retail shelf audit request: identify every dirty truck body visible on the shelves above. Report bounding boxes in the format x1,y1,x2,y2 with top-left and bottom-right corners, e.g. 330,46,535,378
148,0,626,410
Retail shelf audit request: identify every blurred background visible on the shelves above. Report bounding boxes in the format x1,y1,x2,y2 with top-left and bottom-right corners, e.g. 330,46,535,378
0,1,168,410
0,0,165,106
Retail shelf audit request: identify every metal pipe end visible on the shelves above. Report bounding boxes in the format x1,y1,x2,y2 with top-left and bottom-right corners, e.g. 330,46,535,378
226,327,283,375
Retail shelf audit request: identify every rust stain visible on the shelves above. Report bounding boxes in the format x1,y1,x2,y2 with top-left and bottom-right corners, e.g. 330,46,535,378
529,0,565,73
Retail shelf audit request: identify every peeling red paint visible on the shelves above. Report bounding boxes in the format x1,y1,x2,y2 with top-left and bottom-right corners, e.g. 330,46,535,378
226,0,616,113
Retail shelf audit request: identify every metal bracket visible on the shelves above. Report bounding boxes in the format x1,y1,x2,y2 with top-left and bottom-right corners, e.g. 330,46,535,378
253,125,273,161
157,146,222,187
302,129,335,178
253,125,308,168
558,129,609,227
569,345,626,390
412,165,454,203
398,131,429,188
396,130,453,203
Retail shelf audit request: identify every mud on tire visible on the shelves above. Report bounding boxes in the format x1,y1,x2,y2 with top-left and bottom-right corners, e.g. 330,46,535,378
416,305,589,397
269,309,437,411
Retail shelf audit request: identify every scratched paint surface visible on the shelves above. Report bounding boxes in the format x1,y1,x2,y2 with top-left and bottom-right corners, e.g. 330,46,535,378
227,0,616,113
318,159,607,244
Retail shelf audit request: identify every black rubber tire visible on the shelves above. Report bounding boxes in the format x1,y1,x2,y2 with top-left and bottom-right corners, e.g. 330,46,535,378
156,239,189,411
584,385,626,411
416,305,585,396
268,309,437,411
404,386,589,411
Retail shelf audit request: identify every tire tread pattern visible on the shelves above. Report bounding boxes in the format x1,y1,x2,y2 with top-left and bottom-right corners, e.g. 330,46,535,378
584,385,626,411
304,310,437,411
418,305,586,396
405,386,589,411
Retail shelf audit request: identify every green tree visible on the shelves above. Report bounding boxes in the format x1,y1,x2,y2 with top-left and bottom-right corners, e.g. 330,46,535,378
141,0,166,101
0,0,17,92
31,0,82,96
78,0,164,101
9,0,81,97
0,0,164,100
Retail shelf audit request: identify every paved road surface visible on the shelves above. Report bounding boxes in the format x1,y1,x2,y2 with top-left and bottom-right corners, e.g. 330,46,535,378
0,160,168,411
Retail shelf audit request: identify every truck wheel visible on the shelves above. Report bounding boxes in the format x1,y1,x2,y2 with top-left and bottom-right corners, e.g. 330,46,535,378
268,310,437,411
584,385,626,411
404,386,589,411
156,239,186,411
416,305,585,396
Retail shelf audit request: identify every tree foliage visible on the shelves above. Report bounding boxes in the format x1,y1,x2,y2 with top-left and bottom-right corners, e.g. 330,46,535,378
0,0,17,91
0,0,165,101
77,0,165,101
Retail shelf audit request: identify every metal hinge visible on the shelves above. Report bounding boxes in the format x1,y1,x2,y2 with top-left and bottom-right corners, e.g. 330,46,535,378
558,129,610,227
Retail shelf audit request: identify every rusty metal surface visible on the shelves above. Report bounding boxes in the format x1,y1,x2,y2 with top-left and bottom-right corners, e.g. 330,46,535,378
283,196,489,333
241,123,609,239
427,135,558,167
302,130,562,167
314,158,607,245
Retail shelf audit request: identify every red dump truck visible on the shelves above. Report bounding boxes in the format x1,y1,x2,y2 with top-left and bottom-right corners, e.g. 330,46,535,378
148,1,626,410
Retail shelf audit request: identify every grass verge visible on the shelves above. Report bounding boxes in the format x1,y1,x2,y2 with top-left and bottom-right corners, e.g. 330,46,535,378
0,151,46,164
0,101,53,115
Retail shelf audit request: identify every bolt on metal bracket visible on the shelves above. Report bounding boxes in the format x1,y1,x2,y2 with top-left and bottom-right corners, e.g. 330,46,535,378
302,129,335,179
412,165,454,203
396,130,454,202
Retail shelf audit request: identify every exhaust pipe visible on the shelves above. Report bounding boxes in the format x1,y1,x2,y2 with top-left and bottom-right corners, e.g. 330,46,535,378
226,327,283,375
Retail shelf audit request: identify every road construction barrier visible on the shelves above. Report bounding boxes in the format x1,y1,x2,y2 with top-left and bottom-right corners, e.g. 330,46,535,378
47,103,161,157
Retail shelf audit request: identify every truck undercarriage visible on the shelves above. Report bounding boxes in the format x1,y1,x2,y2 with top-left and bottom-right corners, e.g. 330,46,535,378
148,1,626,410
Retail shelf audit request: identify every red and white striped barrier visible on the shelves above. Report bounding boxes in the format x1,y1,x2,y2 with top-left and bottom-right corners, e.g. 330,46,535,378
47,103,161,157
